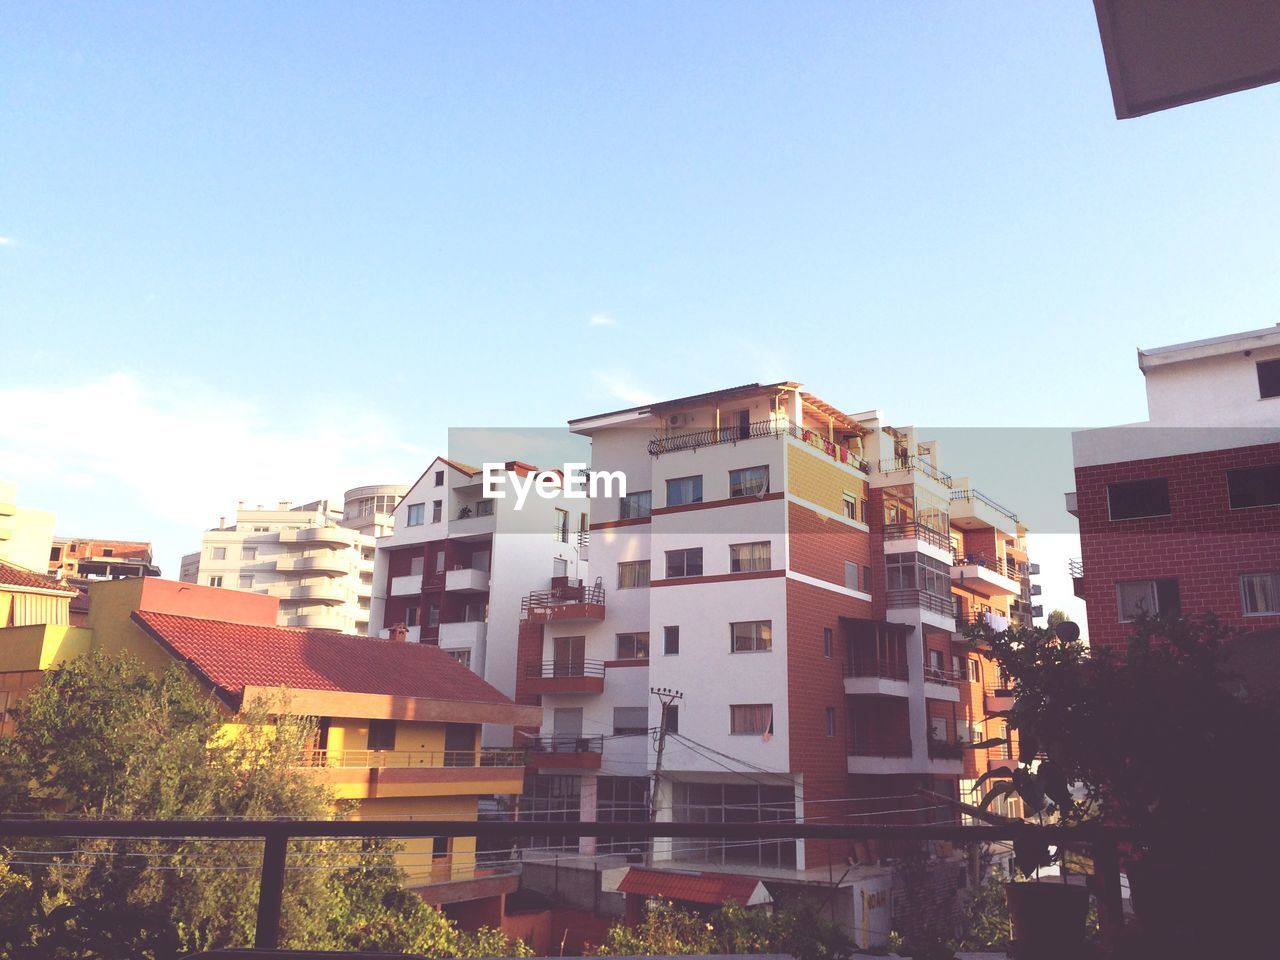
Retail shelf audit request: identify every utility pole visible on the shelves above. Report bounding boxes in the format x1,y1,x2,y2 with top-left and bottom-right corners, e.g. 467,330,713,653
646,686,683,866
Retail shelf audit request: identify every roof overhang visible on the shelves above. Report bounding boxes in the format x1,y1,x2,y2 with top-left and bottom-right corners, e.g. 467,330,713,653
241,685,543,727
1137,323,1280,372
1093,0,1280,119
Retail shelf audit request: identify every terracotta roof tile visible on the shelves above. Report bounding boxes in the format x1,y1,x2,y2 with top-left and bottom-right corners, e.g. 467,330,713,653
132,611,515,708
0,563,78,595
617,868,770,906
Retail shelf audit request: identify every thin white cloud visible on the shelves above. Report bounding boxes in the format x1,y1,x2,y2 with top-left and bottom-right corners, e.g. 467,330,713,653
0,236,16,247
588,313,617,327
592,370,658,407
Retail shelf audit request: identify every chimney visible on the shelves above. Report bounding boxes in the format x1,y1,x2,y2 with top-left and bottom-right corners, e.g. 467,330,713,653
389,623,409,643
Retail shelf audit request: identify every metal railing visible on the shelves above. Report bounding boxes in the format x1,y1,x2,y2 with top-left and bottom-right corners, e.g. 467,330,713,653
297,748,525,769
949,487,1018,522
0,817,1136,956
524,734,605,753
520,579,606,616
885,588,956,618
923,663,966,685
646,417,870,472
953,552,1015,578
883,520,951,550
1069,557,1084,578
877,455,954,488
845,657,910,682
524,659,606,679
927,737,965,759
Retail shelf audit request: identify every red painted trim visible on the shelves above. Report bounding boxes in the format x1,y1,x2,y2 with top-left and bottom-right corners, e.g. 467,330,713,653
652,491,784,517
590,516,652,531
650,569,785,588
603,658,649,669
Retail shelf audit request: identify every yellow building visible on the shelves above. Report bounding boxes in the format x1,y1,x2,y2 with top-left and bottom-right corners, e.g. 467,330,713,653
0,480,58,573
0,576,540,924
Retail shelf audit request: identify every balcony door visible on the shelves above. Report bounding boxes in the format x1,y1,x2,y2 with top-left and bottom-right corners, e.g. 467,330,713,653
553,707,584,751
553,635,585,677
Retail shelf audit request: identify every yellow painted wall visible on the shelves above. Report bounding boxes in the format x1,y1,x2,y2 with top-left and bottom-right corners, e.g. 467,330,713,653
0,624,93,672
786,445,869,514
353,795,481,885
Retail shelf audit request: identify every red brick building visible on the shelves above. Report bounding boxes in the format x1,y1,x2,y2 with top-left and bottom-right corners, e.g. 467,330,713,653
1068,324,1280,651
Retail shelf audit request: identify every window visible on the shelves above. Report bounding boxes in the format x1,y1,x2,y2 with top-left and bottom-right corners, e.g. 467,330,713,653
1117,578,1181,622
597,777,651,852
238,574,254,589
254,525,269,532
427,602,440,628
475,498,494,517
208,576,223,587
823,627,833,658
665,548,703,578
49,546,61,561
434,551,446,573
928,649,945,673
406,503,425,526
952,653,963,678
554,509,569,542
409,555,424,577
730,704,774,736
616,632,650,659
729,465,769,498
1227,465,1280,509
102,547,114,557
886,552,950,596
731,620,772,653
367,719,396,751
211,546,227,560
967,658,981,683
930,716,949,741
1258,359,1280,399
620,490,652,519
825,706,836,737
1241,573,1280,615
664,625,680,655
863,565,872,592
730,541,771,573
434,470,444,486
432,500,443,523
618,560,650,589
842,496,857,520
666,475,703,507
613,707,649,736
241,547,256,561
844,561,859,590
1107,478,1171,520
403,605,420,627
671,782,794,868
447,649,471,668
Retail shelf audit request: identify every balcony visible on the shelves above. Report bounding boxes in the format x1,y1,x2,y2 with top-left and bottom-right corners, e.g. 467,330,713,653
872,454,953,490
646,417,870,472
267,582,347,605
276,554,349,577
444,566,489,593
951,554,1020,598
300,747,524,770
521,579,606,623
438,620,486,646
389,573,422,596
526,734,604,770
922,664,963,702
525,659,606,695
843,658,910,698
447,511,496,541
299,747,526,793
948,487,1019,535
847,737,915,775
286,611,347,630
985,685,1016,713
884,589,956,631
1069,557,1085,599
882,520,954,564
278,526,360,548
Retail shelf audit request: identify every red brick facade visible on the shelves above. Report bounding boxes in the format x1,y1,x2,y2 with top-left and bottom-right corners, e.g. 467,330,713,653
1075,441,1280,650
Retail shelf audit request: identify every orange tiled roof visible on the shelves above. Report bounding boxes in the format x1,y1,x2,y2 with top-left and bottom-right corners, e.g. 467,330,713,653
617,867,770,906
131,610,516,709
0,563,78,595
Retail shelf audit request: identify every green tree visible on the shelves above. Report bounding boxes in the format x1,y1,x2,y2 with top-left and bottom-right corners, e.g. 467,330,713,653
1045,609,1068,630
0,651,529,959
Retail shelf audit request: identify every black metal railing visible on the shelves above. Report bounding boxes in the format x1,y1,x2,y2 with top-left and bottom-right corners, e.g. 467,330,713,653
0,817,1135,956
784,422,871,472
524,734,605,753
885,589,956,618
949,487,1018,522
1069,557,1084,578
877,455,954,488
646,417,870,472
520,580,606,616
525,659,606,679
883,520,951,551
952,552,1015,579
845,657,910,682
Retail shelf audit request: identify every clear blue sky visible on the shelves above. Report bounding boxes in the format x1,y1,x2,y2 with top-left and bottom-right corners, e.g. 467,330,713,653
3,2,1278,618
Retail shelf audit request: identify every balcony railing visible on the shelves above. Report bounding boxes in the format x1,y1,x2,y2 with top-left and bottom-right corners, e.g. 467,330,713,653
520,579,606,617
1069,557,1084,578
949,487,1018,522
849,737,913,758
297,748,525,769
647,417,870,472
927,737,965,759
845,658,910,682
885,588,956,618
953,552,1016,578
525,659,606,679
525,734,604,754
883,520,951,551
877,455,953,488
923,663,966,685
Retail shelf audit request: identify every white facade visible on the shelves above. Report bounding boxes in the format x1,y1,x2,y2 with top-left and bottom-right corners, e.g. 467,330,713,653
369,458,587,746
184,484,406,635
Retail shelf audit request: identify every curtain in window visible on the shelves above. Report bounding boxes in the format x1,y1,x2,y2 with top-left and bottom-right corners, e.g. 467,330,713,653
1242,574,1277,614
732,703,773,736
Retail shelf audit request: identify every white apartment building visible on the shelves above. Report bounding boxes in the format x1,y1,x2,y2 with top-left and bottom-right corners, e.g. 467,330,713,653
514,383,1032,945
368,458,588,746
182,484,407,635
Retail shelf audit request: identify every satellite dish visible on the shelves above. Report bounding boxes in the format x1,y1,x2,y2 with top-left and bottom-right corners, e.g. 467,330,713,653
1054,620,1081,643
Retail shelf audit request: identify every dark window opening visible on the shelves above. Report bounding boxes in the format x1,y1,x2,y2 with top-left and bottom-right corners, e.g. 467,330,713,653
1227,465,1280,510
1107,477,1171,520
1258,359,1280,400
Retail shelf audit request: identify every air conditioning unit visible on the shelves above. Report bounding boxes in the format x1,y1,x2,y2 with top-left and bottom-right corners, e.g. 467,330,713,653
667,413,692,428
